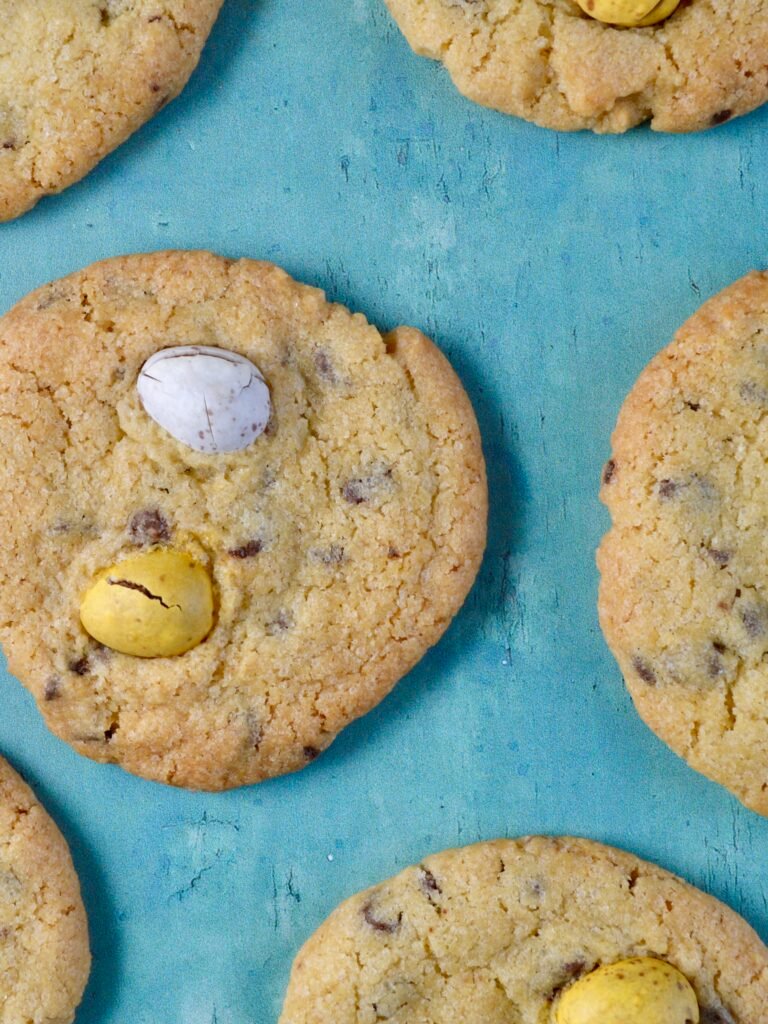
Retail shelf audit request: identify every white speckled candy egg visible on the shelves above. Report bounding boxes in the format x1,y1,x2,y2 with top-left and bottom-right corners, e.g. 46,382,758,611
137,346,271,454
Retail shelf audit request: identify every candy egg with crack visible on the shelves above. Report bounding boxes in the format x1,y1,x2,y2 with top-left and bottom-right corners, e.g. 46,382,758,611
80,549,214,658
137,345,271,453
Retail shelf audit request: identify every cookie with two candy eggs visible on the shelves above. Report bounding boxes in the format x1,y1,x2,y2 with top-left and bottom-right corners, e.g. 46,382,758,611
0,250,487,792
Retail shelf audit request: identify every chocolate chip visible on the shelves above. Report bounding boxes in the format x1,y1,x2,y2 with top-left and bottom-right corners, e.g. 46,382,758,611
104,722,118,742
388,546,401,559
684,401,701,411
228,539,263,559
49,520,77,536
631,656,656,685
314,349,338,383
44,677,61,701
266,610,294,635
658,474,716,503
700,1008,735,1024
739,380,768,404
68,656,91,676
548,959,587,1001
707,649,724,679
705,547,731,567
247,714,263,750
562,960,586,977
91,642,111,664
36,288,67,310
303,746,320,761
740,603,768,639
342,466,393,505
602,459,617,485
129,508,171,545
711,109,733,126
417,868,442,903
310,545,345,565
691,473,717,501
343,481,368,504
362,900,402,934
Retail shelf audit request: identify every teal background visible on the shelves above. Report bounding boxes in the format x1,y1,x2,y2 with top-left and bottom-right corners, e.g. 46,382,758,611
1,1,768,1021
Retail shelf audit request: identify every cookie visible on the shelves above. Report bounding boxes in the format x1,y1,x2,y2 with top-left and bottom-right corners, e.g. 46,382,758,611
383,0,768,133
279,835,768,1023
0,251,487,790
598,272,768,815
0,1,223,221
0,756,90,1024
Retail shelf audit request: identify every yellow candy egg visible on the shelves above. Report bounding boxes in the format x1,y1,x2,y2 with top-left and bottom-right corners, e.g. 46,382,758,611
554,957,700,1024
575,0,681,26
80,550,214,658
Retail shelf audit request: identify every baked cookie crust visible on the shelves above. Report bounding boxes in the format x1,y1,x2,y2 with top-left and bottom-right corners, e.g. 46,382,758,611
0,756,90,1024
599,272,768,815
280,836,768,1023
0,0,223,221
383,0,768,133
0,251,487,790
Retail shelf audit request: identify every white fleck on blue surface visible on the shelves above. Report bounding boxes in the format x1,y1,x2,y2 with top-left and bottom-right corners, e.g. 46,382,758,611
1,1,767,1021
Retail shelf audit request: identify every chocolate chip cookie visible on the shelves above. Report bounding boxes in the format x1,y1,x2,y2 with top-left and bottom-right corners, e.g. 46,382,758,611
0,251,487,790
599,271,768,815
383,0,768,133
0,0,223,221
0,756,90,1024
279,836,768,1023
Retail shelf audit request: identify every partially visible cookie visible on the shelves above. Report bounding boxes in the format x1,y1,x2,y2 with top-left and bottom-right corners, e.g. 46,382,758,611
279,836,768,1023
599,272,768,815
383,0,768,133
0,756,90,1024
0,251,487,790
0,1,224,221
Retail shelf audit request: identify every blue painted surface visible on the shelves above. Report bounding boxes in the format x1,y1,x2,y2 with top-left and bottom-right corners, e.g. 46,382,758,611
1,1,767,1021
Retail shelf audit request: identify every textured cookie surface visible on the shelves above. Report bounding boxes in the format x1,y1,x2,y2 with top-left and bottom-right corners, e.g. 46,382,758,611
598,272,768,815
384,0,768,133
0,756,90,1024
0,251,487,790
0,0,223,221
280,835,768,1023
